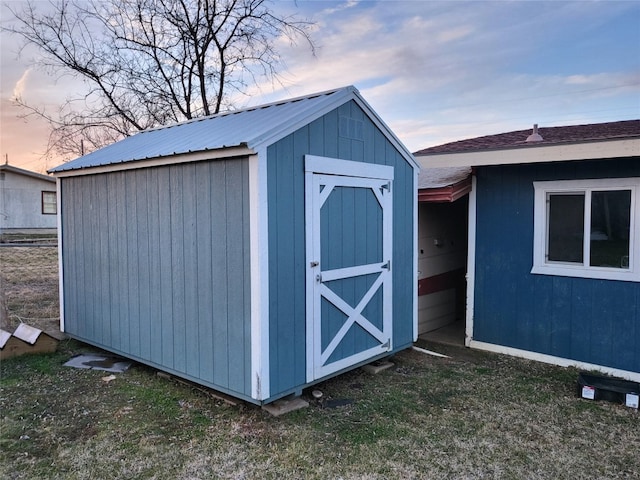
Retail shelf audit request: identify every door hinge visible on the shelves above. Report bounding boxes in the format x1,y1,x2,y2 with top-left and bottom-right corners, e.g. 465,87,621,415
381,339,390,350
382,260,391,270
316,273,322,283
380,182,391,194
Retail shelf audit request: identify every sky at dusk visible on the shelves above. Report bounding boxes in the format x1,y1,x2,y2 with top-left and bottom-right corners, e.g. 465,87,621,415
1,0,639,174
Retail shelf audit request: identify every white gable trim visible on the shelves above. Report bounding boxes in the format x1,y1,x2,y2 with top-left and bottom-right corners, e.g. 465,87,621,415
417,138,640,168
350,90,420,172
253,87,419,173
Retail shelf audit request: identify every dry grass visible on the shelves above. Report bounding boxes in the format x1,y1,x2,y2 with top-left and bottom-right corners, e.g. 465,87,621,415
0,246,59,333
1,246,638,479
1,340,639,479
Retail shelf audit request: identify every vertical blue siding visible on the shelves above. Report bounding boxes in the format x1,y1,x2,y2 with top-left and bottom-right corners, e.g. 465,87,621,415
474,159,640,374
267,100,416,397
60,158,252,398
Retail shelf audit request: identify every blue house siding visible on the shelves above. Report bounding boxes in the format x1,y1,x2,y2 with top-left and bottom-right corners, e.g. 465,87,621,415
474,158,640,374
60,158,253,398
266,101,416,398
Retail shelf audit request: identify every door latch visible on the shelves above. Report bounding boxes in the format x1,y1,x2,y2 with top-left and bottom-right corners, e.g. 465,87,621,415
310,261,319,268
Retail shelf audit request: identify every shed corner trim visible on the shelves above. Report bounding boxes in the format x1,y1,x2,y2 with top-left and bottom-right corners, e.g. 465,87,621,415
249,151,270,400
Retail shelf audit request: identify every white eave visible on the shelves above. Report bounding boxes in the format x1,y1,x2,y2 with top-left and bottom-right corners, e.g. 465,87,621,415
416,137,640,168
51,145,255,178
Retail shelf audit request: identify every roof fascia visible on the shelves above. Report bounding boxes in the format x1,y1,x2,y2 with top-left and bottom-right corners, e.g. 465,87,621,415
350,89,420,172
1,164,55,183
51,145,255,177
418,177,472,203
416,138,640,168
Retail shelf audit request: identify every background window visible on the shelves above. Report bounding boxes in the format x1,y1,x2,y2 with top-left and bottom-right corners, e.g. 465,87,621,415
533,178,639,282
590,190,631,268
42,191,57,215
547,193,585,263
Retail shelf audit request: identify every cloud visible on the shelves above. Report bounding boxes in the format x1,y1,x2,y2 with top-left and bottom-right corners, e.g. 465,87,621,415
240,0,639,153
319,0,359,16
7,0,638,170
12,68,30,100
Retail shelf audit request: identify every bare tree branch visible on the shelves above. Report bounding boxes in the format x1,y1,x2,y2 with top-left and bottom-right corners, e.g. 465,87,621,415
4,0,315,160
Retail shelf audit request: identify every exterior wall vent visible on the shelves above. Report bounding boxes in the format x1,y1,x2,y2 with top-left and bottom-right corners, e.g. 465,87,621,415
339,116,364,141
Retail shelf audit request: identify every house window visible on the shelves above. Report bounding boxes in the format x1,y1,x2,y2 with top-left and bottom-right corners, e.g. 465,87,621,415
532,178,639,282
42,191,57,215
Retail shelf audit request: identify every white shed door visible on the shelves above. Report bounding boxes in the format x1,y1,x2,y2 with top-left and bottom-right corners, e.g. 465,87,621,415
305,156,393,382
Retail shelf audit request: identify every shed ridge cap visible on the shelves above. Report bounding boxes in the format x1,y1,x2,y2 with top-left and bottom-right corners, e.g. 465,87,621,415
248,87,359,149
137,86,356,136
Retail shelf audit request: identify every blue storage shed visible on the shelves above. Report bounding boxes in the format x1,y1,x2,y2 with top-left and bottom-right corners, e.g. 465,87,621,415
50,86,419,404
415,120,640,382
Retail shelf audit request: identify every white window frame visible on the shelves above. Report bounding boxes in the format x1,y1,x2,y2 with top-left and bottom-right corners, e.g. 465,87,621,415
532,177,640,282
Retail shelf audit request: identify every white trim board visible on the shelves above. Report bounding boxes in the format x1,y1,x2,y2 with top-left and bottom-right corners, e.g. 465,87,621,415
51,146,255,178
248,151,270,401
305,155,394,180
412,167,419,342
469,340,640,383
417,138,640,168
464,175,477,348
305,156,394,382
56,177,65,333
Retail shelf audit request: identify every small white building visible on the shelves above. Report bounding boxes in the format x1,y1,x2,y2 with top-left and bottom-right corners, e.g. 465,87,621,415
0,164,57,233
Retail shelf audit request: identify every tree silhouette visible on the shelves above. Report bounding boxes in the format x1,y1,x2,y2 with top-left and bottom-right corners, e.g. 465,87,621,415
6,0,315,159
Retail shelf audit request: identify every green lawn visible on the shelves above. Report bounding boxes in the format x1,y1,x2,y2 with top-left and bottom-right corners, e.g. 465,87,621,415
1,339,638,479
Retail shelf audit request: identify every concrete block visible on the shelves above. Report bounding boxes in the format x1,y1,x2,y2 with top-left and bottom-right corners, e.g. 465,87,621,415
362,360,394,374
262,397,309,416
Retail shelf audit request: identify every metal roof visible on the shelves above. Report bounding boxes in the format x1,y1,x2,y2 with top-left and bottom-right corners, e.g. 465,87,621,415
50,86,417,174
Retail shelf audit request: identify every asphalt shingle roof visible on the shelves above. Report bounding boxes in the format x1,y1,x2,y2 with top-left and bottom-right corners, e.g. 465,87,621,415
418,166,471,190
414,119,640,156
